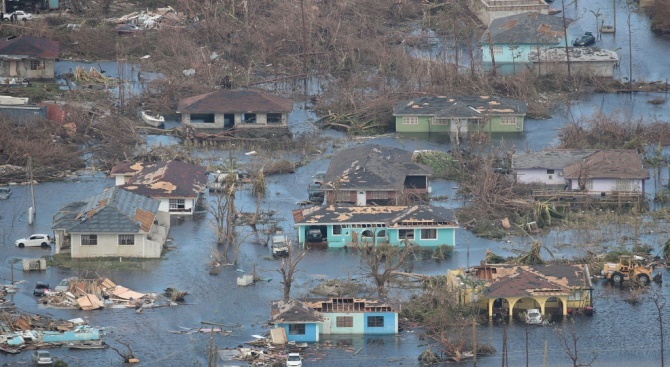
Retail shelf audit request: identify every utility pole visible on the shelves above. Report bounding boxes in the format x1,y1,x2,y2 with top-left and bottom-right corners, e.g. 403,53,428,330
472,317,477,366
561,0,571,78
28,156,36,224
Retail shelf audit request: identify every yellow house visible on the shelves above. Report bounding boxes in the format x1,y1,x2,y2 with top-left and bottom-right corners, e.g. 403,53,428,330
448,263,593,319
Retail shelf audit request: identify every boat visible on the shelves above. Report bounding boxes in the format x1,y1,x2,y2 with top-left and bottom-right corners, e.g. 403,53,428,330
68,340,107,350
140,110,164,127
0,345,20,354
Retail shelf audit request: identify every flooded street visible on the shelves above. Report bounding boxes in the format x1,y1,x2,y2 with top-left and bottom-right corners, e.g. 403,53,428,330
4,1,670,366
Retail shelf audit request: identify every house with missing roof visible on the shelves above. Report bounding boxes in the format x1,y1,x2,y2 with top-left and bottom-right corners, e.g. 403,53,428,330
110,160,208,216
271,298,398,343
480,13,573,73
293,205,458,248
322,145,432,206
176,89,293,131
512,149,648,195
51,187,170,258
529,46,620,78
469,0,550,26
447,263,593,319
0,35,59,79
393,95,527,134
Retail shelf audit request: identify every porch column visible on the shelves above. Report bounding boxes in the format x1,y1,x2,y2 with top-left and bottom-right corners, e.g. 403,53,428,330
561,296,568,315
538,298,546,316
488,298,495,317
507,298,517,318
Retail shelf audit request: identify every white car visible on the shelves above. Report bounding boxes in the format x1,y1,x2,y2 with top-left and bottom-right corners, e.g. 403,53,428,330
286,352,303,367
32,350,53,365
15,234,52,248
4,11,32,21
525,308,543,325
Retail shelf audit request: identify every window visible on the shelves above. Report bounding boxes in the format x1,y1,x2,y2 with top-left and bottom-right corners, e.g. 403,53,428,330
169,199,186,211
433,118,449,125
370,191,388,200
362,229,374,238
288,324,306,335
568,292,582,301
243,113,257,124
420,228,437,239
402,116,418,125
399,229,414,240
336,191,350,202
367,316,384,327
492,45,503,55
118,235,135,245
615,179,632,191
336,316,353,327
333,225,342,235
189,113,215,123
546,169,555,174
267,113,282,124
500,116,517,125
30,60,43,70
81,234,98,246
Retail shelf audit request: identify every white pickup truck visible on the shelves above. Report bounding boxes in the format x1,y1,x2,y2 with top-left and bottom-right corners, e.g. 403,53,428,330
3,11,32,21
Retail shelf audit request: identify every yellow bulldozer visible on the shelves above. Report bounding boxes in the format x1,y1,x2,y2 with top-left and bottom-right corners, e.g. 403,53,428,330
602,255,653,285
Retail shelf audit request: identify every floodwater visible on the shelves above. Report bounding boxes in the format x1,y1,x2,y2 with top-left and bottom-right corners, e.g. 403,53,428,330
4,2,670,366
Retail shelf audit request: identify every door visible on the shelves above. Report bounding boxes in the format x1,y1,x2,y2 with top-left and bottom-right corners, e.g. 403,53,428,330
356,191,366,206
9,61,17,77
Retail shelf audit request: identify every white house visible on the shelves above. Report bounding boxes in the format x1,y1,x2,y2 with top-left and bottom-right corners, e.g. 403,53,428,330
111,160,208,216
512,149,597,187
51,187,170,258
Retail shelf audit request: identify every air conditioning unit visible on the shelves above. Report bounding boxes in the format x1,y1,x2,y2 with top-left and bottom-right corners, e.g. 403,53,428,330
558,171,564,176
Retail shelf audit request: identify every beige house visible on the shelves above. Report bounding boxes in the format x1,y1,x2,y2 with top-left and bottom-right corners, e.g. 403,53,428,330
51,187,170,259
0,36,59,79
177,89,292,131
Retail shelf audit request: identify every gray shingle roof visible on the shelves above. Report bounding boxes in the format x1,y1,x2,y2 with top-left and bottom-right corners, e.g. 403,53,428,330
393,95,527,118
512,150,597,169
52,187,159,233
563,149,649,179
324,145,432,190
295,205,458,226
177,89,293,114
481,13,571,45
121,160,207,199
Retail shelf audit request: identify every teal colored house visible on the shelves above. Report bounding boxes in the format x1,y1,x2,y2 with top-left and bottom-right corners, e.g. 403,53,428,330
293,205,458,248
271,298,398,343
393,95,527,134
480,13,574,72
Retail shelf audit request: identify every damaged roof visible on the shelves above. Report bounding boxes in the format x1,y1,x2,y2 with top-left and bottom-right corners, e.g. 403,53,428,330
483,264,592,298
177,89,293,114
295,205,458,227
481,13,571,45
563,149,649,180
271,299,323,323
393,95,527,119
0,35,59,59
51,186,159,233
324,144,432,190
121,160,207,199
529,46,620,63
512,149,597,169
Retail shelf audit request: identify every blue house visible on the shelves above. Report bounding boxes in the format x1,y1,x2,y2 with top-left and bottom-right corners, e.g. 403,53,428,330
480,13,574,71
293,205,458,248
271,298,398,343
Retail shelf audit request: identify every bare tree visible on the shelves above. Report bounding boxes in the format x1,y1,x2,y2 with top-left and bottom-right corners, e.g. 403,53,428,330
555,319,597,367
650,289,666,367
357,241,412,298
277,244,308,300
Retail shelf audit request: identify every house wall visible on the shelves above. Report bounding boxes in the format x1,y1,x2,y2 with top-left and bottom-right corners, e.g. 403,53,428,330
158,197,196,215
0,59,56,79
278,323,319,343
476,115,524,132
515,168,567,185
362,312,398,334
321,312,397,335
530,60,616,78
182,112,288,130
473,0,550,26
297,225,456,248
395,115,452,133
568,178,644,193
70,232,163,258
387,227,457,247
396,115,523,133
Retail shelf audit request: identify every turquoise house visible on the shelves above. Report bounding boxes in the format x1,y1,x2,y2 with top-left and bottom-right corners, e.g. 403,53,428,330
271,298,398,343
480,13,575,73
393,95,527,133
294,205,458,248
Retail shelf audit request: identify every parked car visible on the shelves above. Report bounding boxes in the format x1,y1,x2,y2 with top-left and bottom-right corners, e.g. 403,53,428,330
573,32,596,47
3,11,32,21
525,308,543,325
306,227,323,243
15,234,52,248
34,282,50,297
286,352,303,367
0,186,10,200
271,235,289,258
116,23,142,35
32,350,53,365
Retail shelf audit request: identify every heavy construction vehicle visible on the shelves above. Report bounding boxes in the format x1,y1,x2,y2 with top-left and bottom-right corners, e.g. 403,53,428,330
602,255,653,285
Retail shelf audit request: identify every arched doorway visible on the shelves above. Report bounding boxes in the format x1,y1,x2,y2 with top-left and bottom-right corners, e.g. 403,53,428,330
545,296,564,320
512,297,541,320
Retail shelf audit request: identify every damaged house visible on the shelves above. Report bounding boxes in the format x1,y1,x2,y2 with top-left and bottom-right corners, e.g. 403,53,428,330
447,263,593,319
322,144,432,206
0,35,59,80
271,298,398,343
393,95,527,134
51,187,170,258
110,160,207,216
293,205,458,248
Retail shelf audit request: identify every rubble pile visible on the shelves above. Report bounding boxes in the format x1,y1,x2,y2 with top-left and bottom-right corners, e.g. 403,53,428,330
38,277,187,311
106,7,186,29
